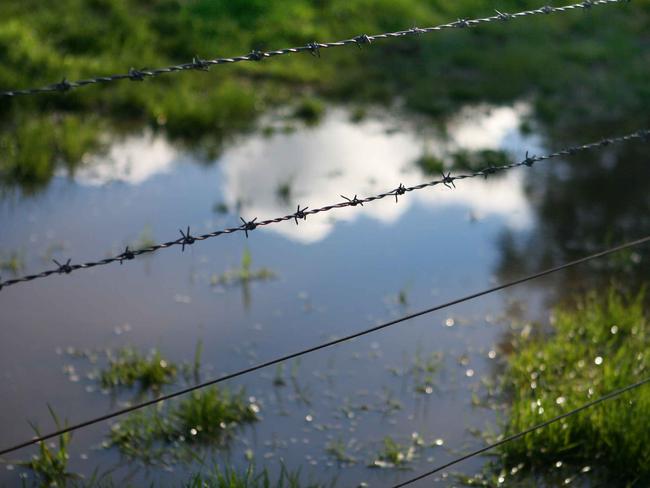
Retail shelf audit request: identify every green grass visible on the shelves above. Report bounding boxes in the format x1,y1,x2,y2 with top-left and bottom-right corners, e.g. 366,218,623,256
10,408,77,487
410,350,442,395
186,465,326,488
368,433,425,470
2,1,649,194
100,347,178,391
0,249,24,275
325,438,357,465
109,387,259,463
479,288,650,485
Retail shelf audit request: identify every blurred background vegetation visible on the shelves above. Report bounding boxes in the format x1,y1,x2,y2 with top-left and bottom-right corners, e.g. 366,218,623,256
1,0,648,194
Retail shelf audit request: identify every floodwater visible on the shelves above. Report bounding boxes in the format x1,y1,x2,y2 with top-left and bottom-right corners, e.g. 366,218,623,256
0,103,634,486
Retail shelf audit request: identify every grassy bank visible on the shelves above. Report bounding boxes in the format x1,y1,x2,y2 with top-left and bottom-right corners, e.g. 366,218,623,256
1,0,649,193
471,289,650,486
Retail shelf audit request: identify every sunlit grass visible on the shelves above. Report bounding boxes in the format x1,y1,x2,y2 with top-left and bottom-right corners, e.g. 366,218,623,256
100,347,177,391
186,464,326,488
109,388,259,464
8,407,77,487
476,288,650,485
368,433,425,470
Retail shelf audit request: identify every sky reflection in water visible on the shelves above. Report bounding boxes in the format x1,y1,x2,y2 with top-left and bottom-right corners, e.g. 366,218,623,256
0,103,547,487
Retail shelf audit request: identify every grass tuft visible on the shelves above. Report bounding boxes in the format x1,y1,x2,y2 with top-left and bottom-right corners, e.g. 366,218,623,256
186,464,326,488
100,347,177,391
109,387,259,464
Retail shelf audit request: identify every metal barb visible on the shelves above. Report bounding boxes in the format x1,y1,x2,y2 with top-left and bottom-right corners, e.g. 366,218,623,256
542,5,555,13
307,42,321,57
294,205,308,225
240,217,258,238
524,151,537,166
191,56,210,71
483,166,498,179
179,227,195,252
455,18,470,28
55,78,72,92
495,9,512,21
341,194,364,206
354,34,372,47
118,246,135,264
583,0,594,7
393,184,407,202
53,259,73,274
248,50,264,61
128,68,146,81
441,172,456,189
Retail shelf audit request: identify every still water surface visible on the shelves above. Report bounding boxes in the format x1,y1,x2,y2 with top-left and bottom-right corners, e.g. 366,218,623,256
0,104,565,486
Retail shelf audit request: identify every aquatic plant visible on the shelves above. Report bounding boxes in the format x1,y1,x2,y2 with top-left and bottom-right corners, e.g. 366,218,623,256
100,347,177,391
11,408,77,487
410,350,443,395
186,464,325,488
109,387,259,464
0,249,25,275
210,249,276,287
368,433,425,469
325,438,357,465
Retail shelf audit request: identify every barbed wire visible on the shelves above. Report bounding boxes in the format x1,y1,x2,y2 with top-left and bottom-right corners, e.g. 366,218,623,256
0,0,629,98
0,128,647,292
392,375,650,487
1,234,649,456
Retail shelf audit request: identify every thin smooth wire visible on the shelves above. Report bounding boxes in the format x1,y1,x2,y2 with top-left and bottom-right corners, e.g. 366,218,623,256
1,128,647,292
1,234,649,457
392,376,650,487
0,0,628,98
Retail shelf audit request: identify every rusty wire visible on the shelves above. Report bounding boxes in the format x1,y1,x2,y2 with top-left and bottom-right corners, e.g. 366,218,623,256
0,0,629,98
0,128,647,292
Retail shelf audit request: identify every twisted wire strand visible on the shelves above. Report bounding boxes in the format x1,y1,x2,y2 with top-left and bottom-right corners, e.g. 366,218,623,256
392,376,650,487
1,128,647,292
0,0,628,98
1,233,649,456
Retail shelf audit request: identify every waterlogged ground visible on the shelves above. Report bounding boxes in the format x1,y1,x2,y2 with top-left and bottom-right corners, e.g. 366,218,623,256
0,103,640,486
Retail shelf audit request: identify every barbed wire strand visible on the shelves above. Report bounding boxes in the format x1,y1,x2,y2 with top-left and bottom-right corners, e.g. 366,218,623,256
391,375,650,487
1,128,647,292
1,233,649,457
0,0,629,98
